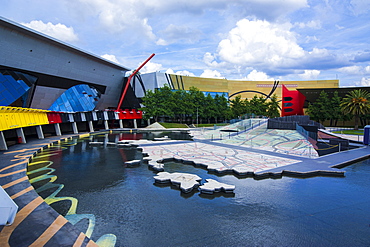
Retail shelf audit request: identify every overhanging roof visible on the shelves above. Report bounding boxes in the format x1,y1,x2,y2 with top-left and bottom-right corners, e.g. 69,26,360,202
0,16,130,71
297,87,370,107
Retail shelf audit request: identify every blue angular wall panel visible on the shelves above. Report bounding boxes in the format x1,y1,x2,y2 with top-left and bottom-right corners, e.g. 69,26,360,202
48,84,100,112
0,72,30,106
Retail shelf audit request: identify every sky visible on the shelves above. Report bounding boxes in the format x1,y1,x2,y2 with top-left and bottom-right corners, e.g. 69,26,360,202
1,0,370,87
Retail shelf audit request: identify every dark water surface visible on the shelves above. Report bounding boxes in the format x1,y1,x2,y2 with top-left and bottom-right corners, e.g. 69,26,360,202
32,133,370,246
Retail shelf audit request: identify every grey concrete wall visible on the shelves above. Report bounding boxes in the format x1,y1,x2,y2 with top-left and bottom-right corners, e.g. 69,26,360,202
0,17,129,110
30,86,65,109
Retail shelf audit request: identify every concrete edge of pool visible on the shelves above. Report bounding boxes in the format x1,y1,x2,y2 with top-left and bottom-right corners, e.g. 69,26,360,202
0,130,369,246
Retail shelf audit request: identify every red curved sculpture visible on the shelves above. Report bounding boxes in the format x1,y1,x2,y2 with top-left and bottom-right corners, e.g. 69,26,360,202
281,84,306,116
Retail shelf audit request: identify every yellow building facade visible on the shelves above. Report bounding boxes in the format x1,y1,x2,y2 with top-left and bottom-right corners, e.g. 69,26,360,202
168,74,339,100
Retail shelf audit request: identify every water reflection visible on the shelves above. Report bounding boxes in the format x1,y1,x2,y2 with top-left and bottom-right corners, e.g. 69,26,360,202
28,133,370,247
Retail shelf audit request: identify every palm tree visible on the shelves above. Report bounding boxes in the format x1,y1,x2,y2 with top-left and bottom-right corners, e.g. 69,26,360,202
340,89,370,130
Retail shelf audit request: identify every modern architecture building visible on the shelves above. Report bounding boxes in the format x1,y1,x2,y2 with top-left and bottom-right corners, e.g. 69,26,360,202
5,15,369,150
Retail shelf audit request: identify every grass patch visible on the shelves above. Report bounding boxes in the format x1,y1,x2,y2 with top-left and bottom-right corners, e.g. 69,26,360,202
332,130,364,135
159,122,189,128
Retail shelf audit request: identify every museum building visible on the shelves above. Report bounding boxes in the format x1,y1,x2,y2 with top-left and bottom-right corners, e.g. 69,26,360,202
0,16,351,150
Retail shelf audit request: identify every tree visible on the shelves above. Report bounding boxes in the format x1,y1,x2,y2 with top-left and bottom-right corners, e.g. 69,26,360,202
306,91,331,123
141,86,232,124
204,94,217,123
249,95,268,116
214,94,230,123
140,89,159,121
140,85,174,121
186,86,205,124
340,89,370,130
329,91,342,126
230,95,246,119
307,102,318,122
266,94,280,118
172,90,187,123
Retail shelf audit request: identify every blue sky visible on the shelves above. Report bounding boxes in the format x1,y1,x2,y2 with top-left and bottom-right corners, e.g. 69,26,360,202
1,0,370,87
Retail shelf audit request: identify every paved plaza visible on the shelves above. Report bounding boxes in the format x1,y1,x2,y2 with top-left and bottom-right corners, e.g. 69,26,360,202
136,120,318,177
140,141,301,174
191,119,318,158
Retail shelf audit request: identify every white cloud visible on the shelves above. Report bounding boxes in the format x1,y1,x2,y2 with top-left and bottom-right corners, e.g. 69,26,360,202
74,0,308,43
158,24,202,45
335,24,345,30
101,54,120,64
244,70,274,81
200,69,223,78
77,0,156,40
298,70,320,80
21,20,78,42
166,68,175,74
203,52,223,68
355,77,370,86
365,66,370,74
338,66,363,74
339,65,370,76
140,61,163,73
207,18,347,77
350,0,370,15
216,19,305,68
6,0,367,86
166,68,195,76
156,38,168,46
304,36,319,43
295,20,321,29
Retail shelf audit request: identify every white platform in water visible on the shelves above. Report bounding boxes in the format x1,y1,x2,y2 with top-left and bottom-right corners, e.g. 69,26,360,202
199,179,235,194
143,157,152,162
154,172,201,193
148,161,164,171
117,143,135,148
117,140,130,144
106,142,117,146
89,142,104,145
154,136,170,141
117,143,130,146
124,159,141,167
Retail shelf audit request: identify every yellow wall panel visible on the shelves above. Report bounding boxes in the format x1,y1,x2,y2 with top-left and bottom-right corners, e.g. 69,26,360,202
168,75,339,101
0,107,50,131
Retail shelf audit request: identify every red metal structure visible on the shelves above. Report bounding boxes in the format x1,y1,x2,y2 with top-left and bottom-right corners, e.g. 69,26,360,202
47,112,62,124
281,84,306,116
116,53,155,111
116,109,142,120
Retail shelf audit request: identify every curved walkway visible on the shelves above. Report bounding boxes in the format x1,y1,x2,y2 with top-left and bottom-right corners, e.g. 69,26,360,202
0,134,98,247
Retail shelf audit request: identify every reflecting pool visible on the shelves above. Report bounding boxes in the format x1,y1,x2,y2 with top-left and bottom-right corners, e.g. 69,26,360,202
29,133,370,246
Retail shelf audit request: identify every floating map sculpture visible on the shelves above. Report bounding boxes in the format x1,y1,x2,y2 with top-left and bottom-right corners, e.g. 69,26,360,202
148,161,164,171
154,172,236,194
124,160,141,167
154,172,202,193
199,179,235,194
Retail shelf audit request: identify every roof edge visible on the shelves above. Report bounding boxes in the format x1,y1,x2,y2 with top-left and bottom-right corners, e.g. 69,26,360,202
0,16,130,71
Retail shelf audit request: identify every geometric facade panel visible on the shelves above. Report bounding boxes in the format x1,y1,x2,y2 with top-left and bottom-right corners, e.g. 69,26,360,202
48,84,100,112
0,72,30,107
